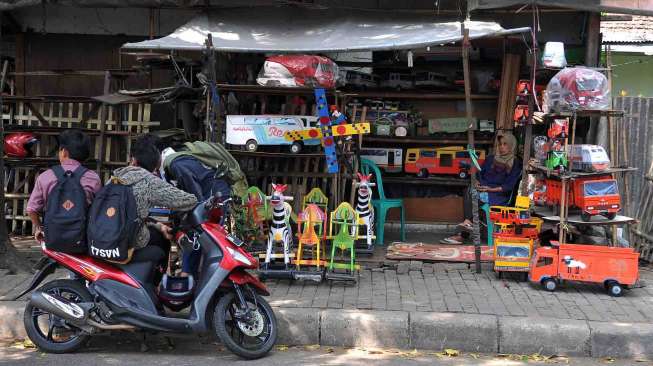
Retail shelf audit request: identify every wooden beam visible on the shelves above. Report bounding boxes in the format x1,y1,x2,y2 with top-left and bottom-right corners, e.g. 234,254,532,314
24,101,50,127
96,71,111,173
462,25,482,274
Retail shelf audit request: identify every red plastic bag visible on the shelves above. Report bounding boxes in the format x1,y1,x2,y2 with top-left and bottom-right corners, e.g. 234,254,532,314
257,55,339,88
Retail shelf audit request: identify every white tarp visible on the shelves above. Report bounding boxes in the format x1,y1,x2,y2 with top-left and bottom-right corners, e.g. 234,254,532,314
122,7,530,52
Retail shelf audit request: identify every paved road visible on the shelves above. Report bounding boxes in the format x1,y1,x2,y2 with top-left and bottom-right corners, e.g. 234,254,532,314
0,335,644,366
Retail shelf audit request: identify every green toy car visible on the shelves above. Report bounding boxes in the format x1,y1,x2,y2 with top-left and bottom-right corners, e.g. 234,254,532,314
546,151,568,171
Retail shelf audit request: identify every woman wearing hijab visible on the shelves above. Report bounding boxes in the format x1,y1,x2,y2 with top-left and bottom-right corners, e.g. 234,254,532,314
442,132,522,244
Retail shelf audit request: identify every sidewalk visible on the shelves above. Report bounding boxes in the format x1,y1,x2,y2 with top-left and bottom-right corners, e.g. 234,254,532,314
2,229,653,359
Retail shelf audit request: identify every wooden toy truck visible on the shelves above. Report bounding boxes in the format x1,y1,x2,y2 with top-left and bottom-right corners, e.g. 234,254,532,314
545,175,621,221
529,243,639,297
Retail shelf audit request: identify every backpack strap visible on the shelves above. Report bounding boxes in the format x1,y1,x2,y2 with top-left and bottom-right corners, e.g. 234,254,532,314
51,165,66,182
72,166,89,183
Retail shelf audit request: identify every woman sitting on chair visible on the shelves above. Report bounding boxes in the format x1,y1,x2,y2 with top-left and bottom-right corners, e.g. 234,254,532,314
441,132,522,244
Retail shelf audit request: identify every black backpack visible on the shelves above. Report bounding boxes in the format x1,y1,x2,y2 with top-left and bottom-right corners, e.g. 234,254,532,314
87,177,141,263
43,165,89,254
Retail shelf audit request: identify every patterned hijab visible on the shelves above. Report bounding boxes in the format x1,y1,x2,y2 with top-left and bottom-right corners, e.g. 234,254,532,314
493,132,517,170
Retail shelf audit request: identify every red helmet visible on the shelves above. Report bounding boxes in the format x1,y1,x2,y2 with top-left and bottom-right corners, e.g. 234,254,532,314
5,132,38,158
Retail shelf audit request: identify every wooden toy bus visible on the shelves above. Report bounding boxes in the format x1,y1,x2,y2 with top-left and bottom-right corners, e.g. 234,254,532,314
404,146,485,179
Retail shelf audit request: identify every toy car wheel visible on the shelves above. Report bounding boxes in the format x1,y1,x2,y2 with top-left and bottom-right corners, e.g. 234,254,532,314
607,281,623,297
246,140,258,152
606,212,617,220
580,212,592,222
417,169,429,178
458,170,469,179
543,278,557,292
290,142,302,154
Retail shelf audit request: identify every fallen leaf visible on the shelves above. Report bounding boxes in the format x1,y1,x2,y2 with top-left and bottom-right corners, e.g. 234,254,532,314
276,345,289,351
635,359,650,363
324,347,334,354
530,353,545,361
603,357,615,364
10,339,35,349
468,353,480,359
443,348,459,357
368,350,383,355
304,344,320,351
521,355,530,362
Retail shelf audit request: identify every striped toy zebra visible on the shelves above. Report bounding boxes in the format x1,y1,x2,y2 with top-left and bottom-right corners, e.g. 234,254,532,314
264,184,294,268
354,173,376,249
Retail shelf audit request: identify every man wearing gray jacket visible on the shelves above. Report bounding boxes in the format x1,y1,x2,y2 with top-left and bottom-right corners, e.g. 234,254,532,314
112,141,198,269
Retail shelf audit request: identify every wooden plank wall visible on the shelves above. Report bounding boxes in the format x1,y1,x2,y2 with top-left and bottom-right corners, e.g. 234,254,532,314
2,99,156,234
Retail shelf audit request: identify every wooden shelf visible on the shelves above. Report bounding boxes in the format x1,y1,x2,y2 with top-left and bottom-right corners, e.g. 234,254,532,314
537,110,625,118
533,207,635,226
529,164,637,179
341,90,498,100
4,125,130,136
383,175,469,187
363,136,494,145
215,84,335,96
227,150,354,158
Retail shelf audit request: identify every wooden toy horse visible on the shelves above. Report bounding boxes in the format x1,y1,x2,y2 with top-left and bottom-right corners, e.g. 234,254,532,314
354,173,376,249
263,184,294,269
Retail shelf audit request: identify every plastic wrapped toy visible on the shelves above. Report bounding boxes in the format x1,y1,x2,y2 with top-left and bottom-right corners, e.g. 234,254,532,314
257,55,339,88
543,67,610,113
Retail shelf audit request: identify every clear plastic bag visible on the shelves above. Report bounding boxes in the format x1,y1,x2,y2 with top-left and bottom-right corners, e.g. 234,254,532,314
256,55,339,88
543,67,610,113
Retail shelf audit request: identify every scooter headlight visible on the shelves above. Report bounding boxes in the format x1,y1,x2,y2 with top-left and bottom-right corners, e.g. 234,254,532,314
226,246,252,266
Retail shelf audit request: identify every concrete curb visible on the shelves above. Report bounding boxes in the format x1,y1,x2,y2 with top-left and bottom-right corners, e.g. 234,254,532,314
3,301,653,358
0,301,26,340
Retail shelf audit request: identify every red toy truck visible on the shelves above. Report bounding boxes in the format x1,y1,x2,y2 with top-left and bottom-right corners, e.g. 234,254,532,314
545,175,621,221
529,243,639,297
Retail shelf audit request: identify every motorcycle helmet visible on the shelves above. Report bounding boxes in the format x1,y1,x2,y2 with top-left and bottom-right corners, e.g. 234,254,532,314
5,132,38,158
158,274,195,311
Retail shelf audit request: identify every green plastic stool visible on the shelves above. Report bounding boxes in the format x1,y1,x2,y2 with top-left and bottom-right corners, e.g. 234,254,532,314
360,159,405,245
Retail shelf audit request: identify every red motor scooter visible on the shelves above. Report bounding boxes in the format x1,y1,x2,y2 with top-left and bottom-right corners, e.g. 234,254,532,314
17,197,277,359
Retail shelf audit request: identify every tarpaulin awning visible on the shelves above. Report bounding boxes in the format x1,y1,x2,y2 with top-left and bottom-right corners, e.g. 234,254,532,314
468,0,653,16
122,7,530,52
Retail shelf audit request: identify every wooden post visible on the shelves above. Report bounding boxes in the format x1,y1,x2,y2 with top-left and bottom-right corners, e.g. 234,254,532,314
462,25,481,273
96,71,111,174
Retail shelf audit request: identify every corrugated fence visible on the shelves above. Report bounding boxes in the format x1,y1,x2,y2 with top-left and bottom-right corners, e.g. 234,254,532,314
614,97,653,260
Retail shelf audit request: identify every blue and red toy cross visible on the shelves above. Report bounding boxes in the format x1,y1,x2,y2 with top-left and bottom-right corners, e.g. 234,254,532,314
284,88,370,174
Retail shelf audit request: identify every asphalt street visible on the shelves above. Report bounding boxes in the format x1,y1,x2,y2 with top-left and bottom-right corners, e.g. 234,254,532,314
0,334,647,366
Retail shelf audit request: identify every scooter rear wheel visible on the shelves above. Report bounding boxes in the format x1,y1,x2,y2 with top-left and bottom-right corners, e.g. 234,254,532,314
214,290,277,359
23,279,92,353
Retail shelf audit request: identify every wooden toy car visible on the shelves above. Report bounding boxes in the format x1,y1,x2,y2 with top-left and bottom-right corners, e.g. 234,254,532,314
405,146,485,179
493,217,543,239
569,144,610,172
489,205,531,225
544,175,620,221
529,242,639,296
360,148,403,173
494,236,536,276
547,118,569,139
545,150,568,171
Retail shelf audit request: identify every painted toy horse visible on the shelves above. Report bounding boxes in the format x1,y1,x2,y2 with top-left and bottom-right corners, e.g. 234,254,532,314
354,172,376,249
264,184,294,269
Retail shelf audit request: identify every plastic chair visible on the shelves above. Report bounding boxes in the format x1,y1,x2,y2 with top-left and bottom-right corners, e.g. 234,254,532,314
328,202,359,273
360,159,405,245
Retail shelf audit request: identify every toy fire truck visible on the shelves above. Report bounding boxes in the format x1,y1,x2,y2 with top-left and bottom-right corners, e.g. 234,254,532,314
529,242,639,297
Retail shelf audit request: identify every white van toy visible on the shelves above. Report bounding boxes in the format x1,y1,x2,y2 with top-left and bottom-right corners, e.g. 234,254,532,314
569,144,610,172
226,115,320,153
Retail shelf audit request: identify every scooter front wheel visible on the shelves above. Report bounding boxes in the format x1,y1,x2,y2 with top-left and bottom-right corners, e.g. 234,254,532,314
213,290,277,359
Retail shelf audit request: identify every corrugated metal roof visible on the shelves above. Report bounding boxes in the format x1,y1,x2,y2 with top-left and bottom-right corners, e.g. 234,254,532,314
602,15,653,44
